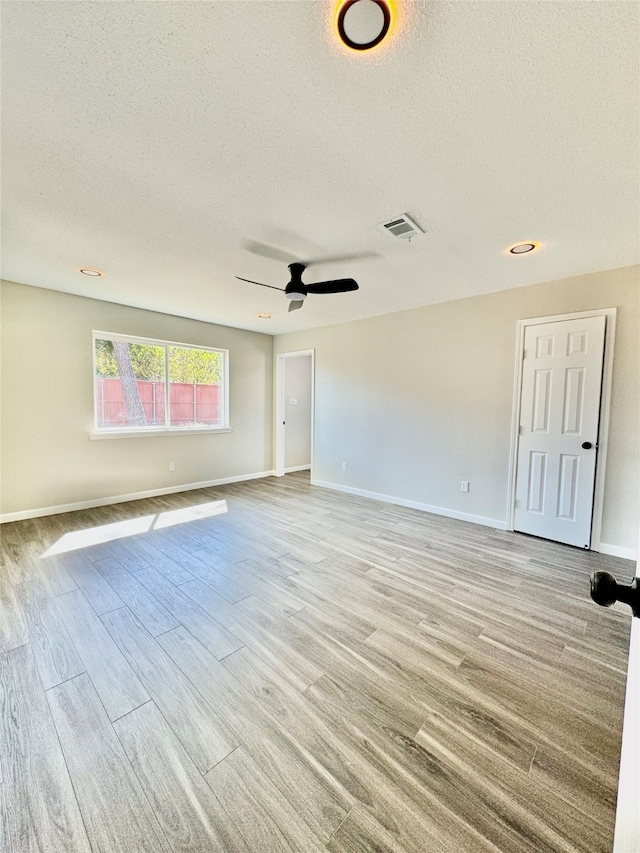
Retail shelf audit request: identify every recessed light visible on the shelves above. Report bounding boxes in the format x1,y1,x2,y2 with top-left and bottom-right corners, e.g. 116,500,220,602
336,0,392,51
508,243,538,255
78,267,103,277
257,313,272,319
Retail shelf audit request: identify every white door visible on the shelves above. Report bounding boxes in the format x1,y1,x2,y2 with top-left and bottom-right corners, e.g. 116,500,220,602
514,315,606,548
614,578,640,851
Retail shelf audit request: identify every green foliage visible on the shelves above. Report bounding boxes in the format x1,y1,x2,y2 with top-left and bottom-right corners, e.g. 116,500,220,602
168,347,221,384
95,339,221,384
131,344,164,381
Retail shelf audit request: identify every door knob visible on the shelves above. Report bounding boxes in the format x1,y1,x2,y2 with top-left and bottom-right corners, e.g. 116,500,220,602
590,571,639,618
581,441,593,449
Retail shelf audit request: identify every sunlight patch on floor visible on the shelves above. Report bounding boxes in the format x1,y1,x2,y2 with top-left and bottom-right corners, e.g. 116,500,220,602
41,500,228,557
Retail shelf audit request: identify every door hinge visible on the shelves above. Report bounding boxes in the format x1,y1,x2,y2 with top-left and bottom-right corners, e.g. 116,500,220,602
518,425,524,436
514,499,520,509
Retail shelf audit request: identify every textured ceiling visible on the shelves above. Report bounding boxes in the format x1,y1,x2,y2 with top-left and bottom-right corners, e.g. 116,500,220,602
1,1,638,334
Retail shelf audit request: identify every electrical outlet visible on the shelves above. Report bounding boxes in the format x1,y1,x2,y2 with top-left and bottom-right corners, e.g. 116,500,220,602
169,462,175,472
461,480,469,492
342,461,347,471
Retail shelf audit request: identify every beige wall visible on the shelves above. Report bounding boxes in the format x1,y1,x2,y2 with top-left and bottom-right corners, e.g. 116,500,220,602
3,267,637,552
0,281,274,515
274,265,639,553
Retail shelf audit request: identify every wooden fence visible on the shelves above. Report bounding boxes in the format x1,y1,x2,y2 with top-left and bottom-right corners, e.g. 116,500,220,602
95,379,221,427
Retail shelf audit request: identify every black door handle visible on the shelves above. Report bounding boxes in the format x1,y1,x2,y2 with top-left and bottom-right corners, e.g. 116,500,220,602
590,571,639,618
581,441,593,450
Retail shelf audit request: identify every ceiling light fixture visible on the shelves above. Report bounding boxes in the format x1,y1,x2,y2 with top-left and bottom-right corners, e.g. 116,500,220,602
78,267,103,277
257,313,272,319
508,242,538,255
336,0,392,51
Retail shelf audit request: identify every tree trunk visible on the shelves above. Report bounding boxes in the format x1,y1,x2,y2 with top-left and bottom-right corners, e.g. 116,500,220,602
113,341,147,426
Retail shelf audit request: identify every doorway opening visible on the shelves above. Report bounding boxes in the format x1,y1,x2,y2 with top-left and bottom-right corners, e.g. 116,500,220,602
275,350,314,478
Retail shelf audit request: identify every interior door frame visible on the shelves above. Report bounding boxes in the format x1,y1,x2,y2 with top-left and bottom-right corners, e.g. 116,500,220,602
506,307,617,553
274,349,315,478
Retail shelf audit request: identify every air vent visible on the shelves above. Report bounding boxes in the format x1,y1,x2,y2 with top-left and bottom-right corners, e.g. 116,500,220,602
378,214,423,241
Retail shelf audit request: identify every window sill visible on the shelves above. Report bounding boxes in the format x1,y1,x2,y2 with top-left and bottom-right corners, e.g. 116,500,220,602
89,427,233,440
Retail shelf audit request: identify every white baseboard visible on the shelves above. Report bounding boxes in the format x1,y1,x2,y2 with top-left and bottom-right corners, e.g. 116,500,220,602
311,478,507,531
0,470,277,524
599,543,638,562
284,465,311,474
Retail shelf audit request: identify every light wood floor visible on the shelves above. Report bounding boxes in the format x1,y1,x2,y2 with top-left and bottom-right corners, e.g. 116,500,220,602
0,472,634,853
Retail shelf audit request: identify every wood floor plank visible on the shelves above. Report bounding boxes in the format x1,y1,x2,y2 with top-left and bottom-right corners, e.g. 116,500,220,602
457,649,624,765
285,562,424,634
80,542,114,563
102,606,238,772
235,594,428,738
14,580,85,690
104,537,155,572
221,644,371,805
134,566,244,659
58,550,125,615
142,528,246,580
123,536,196,583
417,710,612,853
180,578,324,689
157,625,350,842
183,548,253,601
0,783,11,853
114,701,249,853
530,744,618,823
215,556,307,616
0,577,28,653
185,524,287,564
0,645,91,853
47,675,172,853
54,590,149,721
1,779,41,853
93,556,180,636
327,804,412,853
205,746,325,853
305,683,539,853
35,552,79,597
365,624,467,671
218,645,474,853
1,537,33,586
291,594,378,642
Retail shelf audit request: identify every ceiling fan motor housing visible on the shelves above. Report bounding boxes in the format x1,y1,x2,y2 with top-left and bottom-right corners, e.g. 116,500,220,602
285,263,307,298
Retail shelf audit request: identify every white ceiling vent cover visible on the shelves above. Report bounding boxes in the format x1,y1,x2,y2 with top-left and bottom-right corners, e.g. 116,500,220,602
378,214,424,240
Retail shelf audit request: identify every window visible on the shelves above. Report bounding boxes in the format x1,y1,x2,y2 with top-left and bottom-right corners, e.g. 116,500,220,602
93,332,228,433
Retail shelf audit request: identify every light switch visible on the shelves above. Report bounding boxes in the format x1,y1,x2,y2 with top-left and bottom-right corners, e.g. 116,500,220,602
289,397,297,405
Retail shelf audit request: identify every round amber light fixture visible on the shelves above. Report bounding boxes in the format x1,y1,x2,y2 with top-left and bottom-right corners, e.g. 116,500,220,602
337,0,391,51
509,243,537,255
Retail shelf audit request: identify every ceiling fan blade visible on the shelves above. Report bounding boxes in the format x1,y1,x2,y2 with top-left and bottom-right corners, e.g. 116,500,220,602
288,299,305,313
235,276,285,292
244,239,379,269
243,241,297,264
305,278,359,294
305,251,379,267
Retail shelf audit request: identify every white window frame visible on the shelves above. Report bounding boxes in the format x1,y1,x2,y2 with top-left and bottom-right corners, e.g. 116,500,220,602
91,331,230,439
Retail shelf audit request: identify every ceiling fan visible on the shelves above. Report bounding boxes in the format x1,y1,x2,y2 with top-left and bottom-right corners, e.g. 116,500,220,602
236,262,359,312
